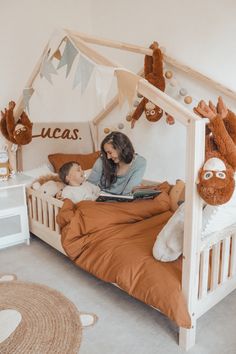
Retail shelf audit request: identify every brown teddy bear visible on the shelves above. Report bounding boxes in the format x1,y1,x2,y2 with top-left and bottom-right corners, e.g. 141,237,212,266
194,97,236,205
0,101,33,145
131,41,165,128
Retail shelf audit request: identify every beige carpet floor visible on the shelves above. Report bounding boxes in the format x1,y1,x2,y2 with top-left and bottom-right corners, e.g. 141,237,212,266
1,235,236,354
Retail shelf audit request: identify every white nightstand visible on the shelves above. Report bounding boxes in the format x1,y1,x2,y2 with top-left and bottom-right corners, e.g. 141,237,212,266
0,174,32,249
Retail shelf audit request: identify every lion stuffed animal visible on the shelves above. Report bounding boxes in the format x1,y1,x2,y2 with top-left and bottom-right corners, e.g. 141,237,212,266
194,97,236,205
131,41,165,128
0,101,33,145
32,175,64,198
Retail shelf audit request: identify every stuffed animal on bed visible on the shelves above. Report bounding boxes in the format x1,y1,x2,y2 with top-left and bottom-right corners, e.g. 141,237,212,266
32,175,64,197
131,41,165,128
194,97,236,205
169,179,185,211
0,101,33,145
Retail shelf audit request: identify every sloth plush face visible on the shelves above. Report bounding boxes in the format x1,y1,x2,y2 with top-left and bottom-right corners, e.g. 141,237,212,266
197,157,235,205
13,123,32,145
144,101,163,122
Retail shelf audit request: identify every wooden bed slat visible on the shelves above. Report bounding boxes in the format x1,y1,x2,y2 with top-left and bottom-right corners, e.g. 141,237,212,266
210,243,221,290
199,249,210,299
220,237,231,283
42,200,48,227
32,196,37,221
37,197,43,224
230,234,236,277
48,203,54,231
54,206,60,233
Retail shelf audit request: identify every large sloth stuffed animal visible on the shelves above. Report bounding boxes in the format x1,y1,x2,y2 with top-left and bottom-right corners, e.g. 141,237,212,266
194,97,236,205
131,41,165,128
0,101,33,145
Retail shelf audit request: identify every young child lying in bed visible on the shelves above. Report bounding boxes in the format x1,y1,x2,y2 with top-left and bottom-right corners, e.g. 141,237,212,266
58,161,100,203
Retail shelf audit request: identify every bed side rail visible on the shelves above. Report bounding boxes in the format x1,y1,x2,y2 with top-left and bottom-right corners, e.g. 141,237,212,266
26,187,63,233
197,225,236,317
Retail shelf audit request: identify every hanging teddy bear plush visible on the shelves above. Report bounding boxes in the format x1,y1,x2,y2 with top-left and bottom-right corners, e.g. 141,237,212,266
131,41,165,128
0,101,33,145
194,96,236,205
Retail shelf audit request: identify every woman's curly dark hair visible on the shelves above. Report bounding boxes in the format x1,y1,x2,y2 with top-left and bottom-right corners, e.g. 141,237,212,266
100,131,135,188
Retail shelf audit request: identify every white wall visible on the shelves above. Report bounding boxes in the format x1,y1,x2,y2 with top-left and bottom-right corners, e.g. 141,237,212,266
90,0,236,91
89,0,236,183
0,0,92,107
1,0,236,183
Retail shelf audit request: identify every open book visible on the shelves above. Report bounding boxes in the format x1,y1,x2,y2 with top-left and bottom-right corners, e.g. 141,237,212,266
96,189,161,202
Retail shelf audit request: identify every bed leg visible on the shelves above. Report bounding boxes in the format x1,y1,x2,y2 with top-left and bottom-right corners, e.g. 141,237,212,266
179,321,196,351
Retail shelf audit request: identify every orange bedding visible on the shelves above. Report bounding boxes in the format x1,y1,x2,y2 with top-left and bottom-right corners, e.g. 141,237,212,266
57,192,191,328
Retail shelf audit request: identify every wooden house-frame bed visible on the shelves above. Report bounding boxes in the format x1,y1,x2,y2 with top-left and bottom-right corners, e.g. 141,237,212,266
10,30,236,350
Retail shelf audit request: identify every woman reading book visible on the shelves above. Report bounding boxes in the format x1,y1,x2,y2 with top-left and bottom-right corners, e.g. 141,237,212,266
87,132,146,195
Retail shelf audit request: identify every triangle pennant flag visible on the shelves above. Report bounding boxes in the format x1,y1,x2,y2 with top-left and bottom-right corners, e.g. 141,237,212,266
48,28,66,59
73,54,95,94
95,65,115,108
57,39,78,77
53,49,62,61
40,53,58,84
23,87,34,113
115,69,140,108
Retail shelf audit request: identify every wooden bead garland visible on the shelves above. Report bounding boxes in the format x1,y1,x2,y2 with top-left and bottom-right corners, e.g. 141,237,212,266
118,123,124,129
165,70,173,79
126,114,132,122
179,88,187,96
184,96,192,104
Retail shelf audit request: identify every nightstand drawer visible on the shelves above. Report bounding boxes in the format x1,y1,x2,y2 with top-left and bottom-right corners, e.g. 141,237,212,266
0,214,22,238
0,174,31,249
0,187,25,211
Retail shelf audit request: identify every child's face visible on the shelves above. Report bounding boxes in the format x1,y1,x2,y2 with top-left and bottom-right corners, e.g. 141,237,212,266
66,163,85,186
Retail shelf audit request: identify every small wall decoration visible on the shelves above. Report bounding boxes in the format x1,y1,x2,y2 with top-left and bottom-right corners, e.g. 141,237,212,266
0,150,10,181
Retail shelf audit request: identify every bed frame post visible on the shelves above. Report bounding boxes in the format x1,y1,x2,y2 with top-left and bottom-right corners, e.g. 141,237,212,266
179,118,206,350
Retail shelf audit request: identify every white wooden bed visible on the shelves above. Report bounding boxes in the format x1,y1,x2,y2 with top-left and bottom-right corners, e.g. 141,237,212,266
11,31,236,350
23,116,236,351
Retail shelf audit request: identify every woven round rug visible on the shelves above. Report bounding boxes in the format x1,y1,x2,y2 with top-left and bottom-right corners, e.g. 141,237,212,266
0,280,84,354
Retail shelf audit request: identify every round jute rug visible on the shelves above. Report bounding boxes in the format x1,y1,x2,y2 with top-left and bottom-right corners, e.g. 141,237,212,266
0,280,83,354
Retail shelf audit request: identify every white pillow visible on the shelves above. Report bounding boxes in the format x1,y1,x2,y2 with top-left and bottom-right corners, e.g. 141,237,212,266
153,203,184,262
23,164,55,179
202,184,236,236
153,180,236,262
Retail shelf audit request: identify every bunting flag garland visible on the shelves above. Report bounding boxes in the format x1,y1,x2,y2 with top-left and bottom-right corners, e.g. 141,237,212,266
23,87,34,113
40,53,58,84
57,39,78,77
115,69,140,108
95,65,115,108
73,54,95,94
48,28,66,59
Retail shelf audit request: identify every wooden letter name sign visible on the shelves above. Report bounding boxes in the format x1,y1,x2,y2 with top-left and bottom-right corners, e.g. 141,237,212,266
32,127,81,140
